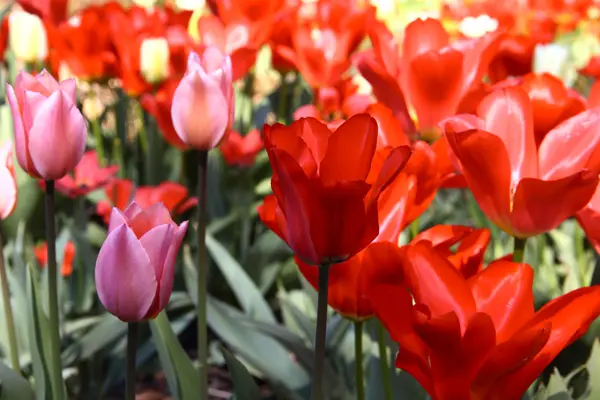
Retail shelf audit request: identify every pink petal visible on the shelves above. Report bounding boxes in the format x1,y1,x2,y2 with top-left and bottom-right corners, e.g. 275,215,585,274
59,78,77,105
23,91,49,132
128,203,174,238
171,70,229,149
140,224,175,284
5,84,30,174
95,224,157,322
28,90,87,180
123,201,143,219
156,221,188,311
108,208,130,234
34,70,60,93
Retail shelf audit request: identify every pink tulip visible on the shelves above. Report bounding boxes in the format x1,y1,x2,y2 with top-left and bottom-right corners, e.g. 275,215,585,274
0,141,17,220
95,202,188,322
6,70,86,180
171,46,234,149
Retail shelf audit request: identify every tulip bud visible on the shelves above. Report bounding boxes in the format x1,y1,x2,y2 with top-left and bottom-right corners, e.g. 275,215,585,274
0,141,17,220
8,10,48,64
171,47,234,149
6,70,87,180
95,202,188,322
140,37,170,84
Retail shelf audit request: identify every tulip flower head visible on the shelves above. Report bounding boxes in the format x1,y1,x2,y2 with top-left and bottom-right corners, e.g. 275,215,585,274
0,141,17,220
171,47,234,150
8,10,48,64
6,70,87,181
95,202,188,322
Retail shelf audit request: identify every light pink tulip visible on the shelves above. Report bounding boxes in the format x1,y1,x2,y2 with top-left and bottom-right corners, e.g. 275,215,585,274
95,202,188,322
0,141,17,220
171,46,234,149
6,70,86,180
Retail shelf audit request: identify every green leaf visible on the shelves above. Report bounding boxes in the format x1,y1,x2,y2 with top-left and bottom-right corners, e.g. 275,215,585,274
62,313,126,363
221,346,263,400
0,360,34,400
149,312,199,400
542,368,573,400
205,232,276,323
587,339,600,399
25,265,52,400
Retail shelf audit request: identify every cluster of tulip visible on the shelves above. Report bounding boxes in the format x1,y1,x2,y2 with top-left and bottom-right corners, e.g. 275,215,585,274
1,0,600,399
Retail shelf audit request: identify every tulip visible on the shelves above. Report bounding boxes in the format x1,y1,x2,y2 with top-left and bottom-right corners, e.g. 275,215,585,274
171,47,234,150
8,10,48,64
140,37,170,84
35,241,76,277
369,242,600,400
6,70,87,181
219,130,263,167
0,141,17,220
258,114,412,266
442,87,600,238
50,151,119,198
95,202,188,322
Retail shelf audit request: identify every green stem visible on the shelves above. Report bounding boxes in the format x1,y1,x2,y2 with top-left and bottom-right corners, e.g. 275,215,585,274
197,151,209,397
44,180,66,399
513,237,528,263
410,218,419,240
113,138,126,179
574,227,586,286
354,321,364,400
311,263,331,400
91,118,105,167
0,230,20,373
125,322,139,400
377,321,392,400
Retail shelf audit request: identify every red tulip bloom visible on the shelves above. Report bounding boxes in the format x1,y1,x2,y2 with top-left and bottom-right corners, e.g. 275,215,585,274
296,223,489,321
369,242,600,400
577,186,600,254
220,129,263,167
140,79,188,149
97,179,197,224
357,18,502,135
42,151,119,198
46,3,121,81
442,87,600,237
17,0,68,25
258,114,411,265
35,240,76,277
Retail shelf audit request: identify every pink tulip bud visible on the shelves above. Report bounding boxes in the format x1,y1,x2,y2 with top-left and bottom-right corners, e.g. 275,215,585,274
0,141,17,220
171,46,234,149
6,70,87,180
95,202,188,322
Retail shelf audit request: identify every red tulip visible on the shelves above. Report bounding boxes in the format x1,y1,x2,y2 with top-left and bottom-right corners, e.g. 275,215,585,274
47,151,119,198
95,203,188,321
35,241,76,277
0,141,17,220
17,0,68,25
258,114,411,265
369,241,600,400
357,18,502,135
577,186,600,253
97,179,197,224
219,129,263,167
442,87,600,237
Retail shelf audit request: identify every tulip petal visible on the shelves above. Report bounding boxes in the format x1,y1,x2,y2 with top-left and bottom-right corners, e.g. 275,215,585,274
171,69,229,149
108,208,130,234
128,203,174,238
413,224,471,249
159,222,188,312
22,91,48,132
59,78,77,104
538,108,600,180
449,228,491,278
494,286,600,399
5,84,31,174
446,129,512,233
403,242,476,329
366,102,411,148
375,175,415,243
95,224,157,322
510,173,599,237
477,87,538,184
0,166,16,219
28,90,86,180
140,224,175,282
366,146,412,208
469,261,535,342
319,114,378,184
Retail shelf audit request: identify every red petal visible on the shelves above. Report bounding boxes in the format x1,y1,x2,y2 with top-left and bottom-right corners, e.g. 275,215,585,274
365,145,412,208
402,18,449,62
446,129,513,234
319,114,378,184
366,102,411,148
477,87,538,184
510,172,599,237
412,224,472,249
448,228,491,278
469,261,535,342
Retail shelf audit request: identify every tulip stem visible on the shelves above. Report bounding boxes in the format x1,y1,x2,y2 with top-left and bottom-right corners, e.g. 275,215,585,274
354,321,365,400
126,322,139,400
0,230,20,373
44,180,66,400
513,237,527,263
91,118,105,167
197,150,209,398
377,321,393,400
311,263,331,400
